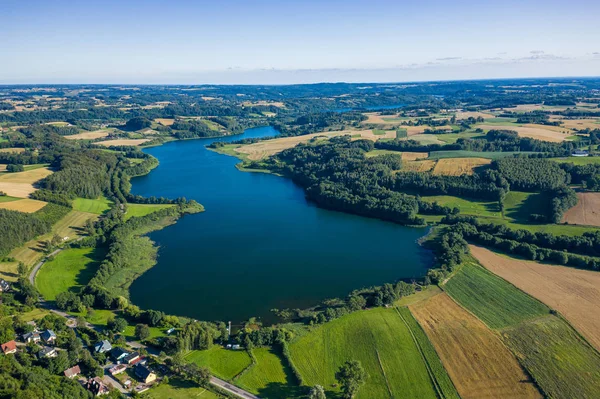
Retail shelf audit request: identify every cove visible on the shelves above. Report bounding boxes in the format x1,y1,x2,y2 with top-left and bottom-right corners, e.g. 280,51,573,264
129,126,431,323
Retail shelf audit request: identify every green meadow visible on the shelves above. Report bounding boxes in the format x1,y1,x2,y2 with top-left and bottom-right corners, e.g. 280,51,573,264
185,347,252,381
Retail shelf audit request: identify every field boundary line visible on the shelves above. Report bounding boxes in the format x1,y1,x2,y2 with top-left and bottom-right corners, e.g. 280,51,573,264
395,307,445,399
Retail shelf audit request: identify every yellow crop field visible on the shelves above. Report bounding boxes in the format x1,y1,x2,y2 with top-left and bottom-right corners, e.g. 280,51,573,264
0,167,53,198
402,160,436,172
432,158,491,176
0,147,26,153
97,139,150,147
154,118,175,126
0,198,47,213
63,129,111,140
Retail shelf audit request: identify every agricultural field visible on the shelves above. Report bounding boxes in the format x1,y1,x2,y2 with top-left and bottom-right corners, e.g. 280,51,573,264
154,118,175,126
502,315,600,399
434,131,485,144
409,133,445,145
125,203,174,220
185,347,252,381
471,245,600,352
551,156,600,165
36,246,106,300
561,192,600,227
288,307,439,399
365,149,428,161
428,150,539,160
73,197,112,214
96,138,150,147
549,116,600,130
63,129,112,140
236,347,299,398
443,261,548,329
144,379,220,399
432,157,491,176
455,110,496,120
409,293,540,399
0,198,47,213
476,124,571,142
0,147,26,153
402,160,436,172
0,166,53,197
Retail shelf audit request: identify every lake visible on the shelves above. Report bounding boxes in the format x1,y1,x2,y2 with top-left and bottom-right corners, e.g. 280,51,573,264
129,126,431,323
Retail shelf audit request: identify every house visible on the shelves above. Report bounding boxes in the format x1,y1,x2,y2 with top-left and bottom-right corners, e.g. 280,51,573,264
166,328,175,335
0,279,10,292
94,340,112,354
41,330,56,344
572,150,590,157
22,331,41,343
134,364,156,384
63,365,81,379
38,346,57,359
124,351,141,365
86,377,109,396
231,344,241,350
1,340,17,355
109,364,127,376
111,347,128,362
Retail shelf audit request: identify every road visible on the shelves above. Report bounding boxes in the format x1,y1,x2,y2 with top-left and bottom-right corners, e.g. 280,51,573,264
210,376,261,399
28,248,61,285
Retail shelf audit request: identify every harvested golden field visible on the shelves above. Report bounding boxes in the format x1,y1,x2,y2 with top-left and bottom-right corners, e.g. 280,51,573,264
0,199,47,213
502,104,571,112
363,112,401,124
410,293,541,399
0,167,53,198
432,157,491,176
455,111,496,120
402,152,429,161
402,160,436,172
155,118,175,126
235,130,384,160
242,100,285,108
478,124,570,142
562,192,600,226
96,138,150,147
63,129,111,140
471,245,600,352
0,147,26,153
550,117,600,131
0,164,6,172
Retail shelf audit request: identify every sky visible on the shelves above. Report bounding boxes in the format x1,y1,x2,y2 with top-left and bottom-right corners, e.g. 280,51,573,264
2,0,600,84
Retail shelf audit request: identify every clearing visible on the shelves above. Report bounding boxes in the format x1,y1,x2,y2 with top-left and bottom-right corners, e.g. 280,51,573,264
63,129,112,140
288,307,439,399
125,203,174,220
0,198,47,213
96,139,150,147
432,157,491,176
409,293,541,399
502,315,600,399
73,197,112,214
562,192,600,226
185,347,252,381
0,167,53,198
36,246,106,300
471,245,600,352
477,124,570,142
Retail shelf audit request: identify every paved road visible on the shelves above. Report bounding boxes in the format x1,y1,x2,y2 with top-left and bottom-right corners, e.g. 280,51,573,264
29,248,61,285
101,364,129,395
210,376,261,399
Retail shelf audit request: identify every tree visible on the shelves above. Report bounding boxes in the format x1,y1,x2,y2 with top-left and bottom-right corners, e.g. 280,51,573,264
308,385,327,399
335,360,367,399
108,317,127,333
17,262,27,277
135,324,150,340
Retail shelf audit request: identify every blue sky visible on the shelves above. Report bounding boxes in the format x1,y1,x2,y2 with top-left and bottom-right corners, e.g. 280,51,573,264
2,0,599,84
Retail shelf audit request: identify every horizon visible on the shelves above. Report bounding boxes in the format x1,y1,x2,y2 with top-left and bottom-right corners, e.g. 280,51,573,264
3,0,600,84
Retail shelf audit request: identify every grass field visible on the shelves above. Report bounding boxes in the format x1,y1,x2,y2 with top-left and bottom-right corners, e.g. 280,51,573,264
0,198,47,213
185,347,252,381
502,315,600,399
551,156,600,165
36,246,106,300
73,197,112,214
144,379,220,399
396,307,461,399
443,261,548,329
236,347,300,398
125,203,174,220
409,293,541,399
471,245,600,352
288,307,438,399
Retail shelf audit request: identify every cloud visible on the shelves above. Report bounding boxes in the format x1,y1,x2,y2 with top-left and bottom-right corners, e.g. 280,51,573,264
530,50,545,55
436,57,462,61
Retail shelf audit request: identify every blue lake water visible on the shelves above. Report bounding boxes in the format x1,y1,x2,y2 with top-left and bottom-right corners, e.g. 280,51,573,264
129,126,430,323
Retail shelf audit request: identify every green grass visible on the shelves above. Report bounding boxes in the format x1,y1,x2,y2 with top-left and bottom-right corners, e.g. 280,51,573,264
288,307,438,399
72,197,112,214
421,195,501,219
434,132,485,144
0,196,20,203
428,150,540,160
502,315,600,399
143,378,220,399
365,149,404,158
122,324,166,340
185,347,252,381
444,262,549,329
236,347,300,398
36,247,106,300
550,156,600,165
69,308,114,327
372,129,387,136
396,307,461,399
125,203,174,220
475,118,518,125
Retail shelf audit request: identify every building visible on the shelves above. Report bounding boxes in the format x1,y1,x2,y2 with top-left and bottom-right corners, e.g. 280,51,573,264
38,346,57,359
63,365,81,379
22,331,41,344
0,279,10,292
134,364,156,384
572,150,590,157
86,377,109,396
1,340,17,355
94,340,112,354
41,330,56,344
124,351,141,365
109,364,127,376
111,347,129,362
